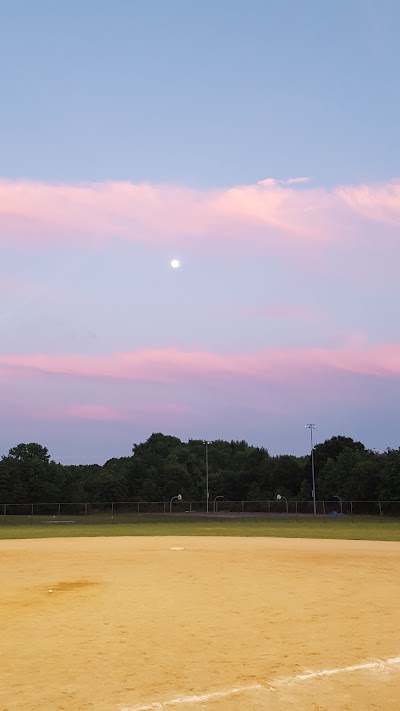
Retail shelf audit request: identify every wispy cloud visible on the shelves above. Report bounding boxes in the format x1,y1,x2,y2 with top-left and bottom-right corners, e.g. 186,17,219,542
1,342,400,386
257,177,311,186
1,178,399,255
0,276,30,295
336,181,400,227
65,404,126,421
62,401,192,422
245,304,318,320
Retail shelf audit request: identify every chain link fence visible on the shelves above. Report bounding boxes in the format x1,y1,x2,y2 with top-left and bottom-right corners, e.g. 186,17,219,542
0,499,399,524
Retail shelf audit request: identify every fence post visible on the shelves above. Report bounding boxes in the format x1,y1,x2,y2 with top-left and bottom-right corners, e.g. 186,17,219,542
111,502,114,520
58,503,61,516
31,503,34,517
268,500,271,513
350,500,353,516
137,502,140,514
295,501,298,516
322,501,325,516
3,504,6,516
85,502,88,515
241,500,244,513
189,501,192,513
378,501,382,516
163,502,166,514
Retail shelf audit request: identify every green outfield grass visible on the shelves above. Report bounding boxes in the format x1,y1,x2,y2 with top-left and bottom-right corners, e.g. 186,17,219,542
0,514,399,541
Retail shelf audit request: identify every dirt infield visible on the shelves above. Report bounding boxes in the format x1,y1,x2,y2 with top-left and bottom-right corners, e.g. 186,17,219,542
1,536,400,711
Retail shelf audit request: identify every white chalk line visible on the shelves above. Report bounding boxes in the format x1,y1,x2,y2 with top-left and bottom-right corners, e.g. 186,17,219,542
121,654,400,710
121,685,263,711
274,655,400,685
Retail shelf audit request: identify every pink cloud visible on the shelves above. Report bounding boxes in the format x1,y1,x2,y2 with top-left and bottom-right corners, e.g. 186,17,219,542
245,304,318,320
336,181,400,227
65,404,126,421
0,276,30,295
1,178,399,255
1,343,400,387
258,176,310,186
47,401,194,424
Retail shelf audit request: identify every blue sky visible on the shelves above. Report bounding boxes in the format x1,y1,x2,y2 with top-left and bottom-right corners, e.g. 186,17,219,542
2,0,399,186
1,0,400,462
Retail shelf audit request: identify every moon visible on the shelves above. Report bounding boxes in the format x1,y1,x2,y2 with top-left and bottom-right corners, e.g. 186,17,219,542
170,259,180,269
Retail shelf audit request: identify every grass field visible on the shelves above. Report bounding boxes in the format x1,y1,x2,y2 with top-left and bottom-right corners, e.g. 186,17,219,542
0,513,399,540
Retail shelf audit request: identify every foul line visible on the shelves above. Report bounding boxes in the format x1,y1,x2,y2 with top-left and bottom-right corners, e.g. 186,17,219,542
274,655,400,685
120,685,263,711
121,655,400,711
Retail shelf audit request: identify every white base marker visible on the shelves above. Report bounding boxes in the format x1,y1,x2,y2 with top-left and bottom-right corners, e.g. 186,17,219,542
121,654,400,711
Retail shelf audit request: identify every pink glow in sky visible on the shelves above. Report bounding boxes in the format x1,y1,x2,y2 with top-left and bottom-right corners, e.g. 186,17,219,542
1,178,399,252
2,1,400,462
1,177,400,461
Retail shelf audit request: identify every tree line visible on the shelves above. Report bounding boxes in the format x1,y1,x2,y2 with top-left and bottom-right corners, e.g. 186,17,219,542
0,433,399,504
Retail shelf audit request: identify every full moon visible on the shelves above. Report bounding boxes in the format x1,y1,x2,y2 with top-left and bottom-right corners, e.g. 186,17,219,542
170,259,180,269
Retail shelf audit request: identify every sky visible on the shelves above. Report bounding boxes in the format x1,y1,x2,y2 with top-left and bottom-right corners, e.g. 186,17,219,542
1,0,400,463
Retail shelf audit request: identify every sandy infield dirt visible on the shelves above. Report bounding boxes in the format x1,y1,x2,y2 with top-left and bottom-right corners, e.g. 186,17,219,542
1,536,400,711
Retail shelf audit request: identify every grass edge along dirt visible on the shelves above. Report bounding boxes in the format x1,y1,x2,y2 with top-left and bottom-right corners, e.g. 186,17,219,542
0,514,399,541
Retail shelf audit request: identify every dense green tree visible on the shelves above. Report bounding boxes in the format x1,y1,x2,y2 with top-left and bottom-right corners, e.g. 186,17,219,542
270,455,305,499
318,449,379,500
1,433,399,505
313,436,365,473
1,443,61,503
376,449,400,500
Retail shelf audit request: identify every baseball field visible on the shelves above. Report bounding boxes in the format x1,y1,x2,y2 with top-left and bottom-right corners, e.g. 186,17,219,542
1,517,399,711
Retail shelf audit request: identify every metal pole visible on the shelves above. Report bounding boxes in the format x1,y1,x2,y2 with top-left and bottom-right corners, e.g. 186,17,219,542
306,424,317,515
203,440,211,513
206,442,209,513
311,427,316,515
333,495,343,515
170,494,182,514
213,495,223,513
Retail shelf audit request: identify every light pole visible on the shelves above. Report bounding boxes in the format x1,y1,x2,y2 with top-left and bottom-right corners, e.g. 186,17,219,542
305,424,316,515
203,441,211,512
169,494,182,514
276,494,288,514
213,495,223,513
333,495,343,515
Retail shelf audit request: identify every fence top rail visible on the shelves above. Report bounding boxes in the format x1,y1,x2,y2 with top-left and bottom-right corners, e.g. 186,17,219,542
2,499,400,507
